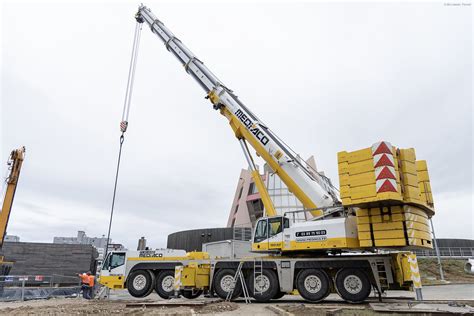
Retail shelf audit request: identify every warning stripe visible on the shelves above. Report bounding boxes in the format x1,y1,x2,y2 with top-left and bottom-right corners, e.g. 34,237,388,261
374,154,395,168
174,266,183,291
375,166,397,180
372,141,393,156
409,263,420,273
408,255,422,288
372,141,397,193
376,179,398,193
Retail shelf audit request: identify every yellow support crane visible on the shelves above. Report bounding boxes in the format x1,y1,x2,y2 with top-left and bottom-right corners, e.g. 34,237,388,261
0,147,25,276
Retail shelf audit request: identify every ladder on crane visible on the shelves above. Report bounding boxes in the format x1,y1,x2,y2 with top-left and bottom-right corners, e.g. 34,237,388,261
226,261,251,304
253,258,264,296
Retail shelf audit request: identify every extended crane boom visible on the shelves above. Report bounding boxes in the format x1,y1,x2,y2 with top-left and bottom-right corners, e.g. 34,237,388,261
0,147,25,248
136,6,339,217
0,147,25,276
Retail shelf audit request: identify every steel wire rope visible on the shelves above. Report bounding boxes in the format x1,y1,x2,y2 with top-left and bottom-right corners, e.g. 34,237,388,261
105,22,142,260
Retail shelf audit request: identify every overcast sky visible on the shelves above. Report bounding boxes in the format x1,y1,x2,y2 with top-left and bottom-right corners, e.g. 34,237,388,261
1,0,472,249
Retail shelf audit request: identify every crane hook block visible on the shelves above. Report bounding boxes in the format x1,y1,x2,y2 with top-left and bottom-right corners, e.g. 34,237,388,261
120,121,128,133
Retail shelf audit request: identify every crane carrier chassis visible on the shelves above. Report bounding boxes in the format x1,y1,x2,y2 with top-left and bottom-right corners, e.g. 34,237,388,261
100,249,420,303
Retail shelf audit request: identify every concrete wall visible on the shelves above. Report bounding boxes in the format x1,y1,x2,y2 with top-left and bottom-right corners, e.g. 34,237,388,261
2,242,98,276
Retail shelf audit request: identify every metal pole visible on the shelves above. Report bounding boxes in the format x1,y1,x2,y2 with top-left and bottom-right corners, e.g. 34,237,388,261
21,279,25,301
415,288,423,301
77,277,82,299
430,218,445,281
232,239,235,259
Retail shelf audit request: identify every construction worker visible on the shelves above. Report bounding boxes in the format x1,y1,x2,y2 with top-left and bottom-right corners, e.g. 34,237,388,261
87,271,95,299
78,272,91,299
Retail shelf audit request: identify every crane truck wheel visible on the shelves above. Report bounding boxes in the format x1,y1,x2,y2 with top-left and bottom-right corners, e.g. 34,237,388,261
213,269,242,300
248,269,279,303
145,271,156,297
335,268,371,303
154,270,175,299
127,270,154,298
296,269,330,302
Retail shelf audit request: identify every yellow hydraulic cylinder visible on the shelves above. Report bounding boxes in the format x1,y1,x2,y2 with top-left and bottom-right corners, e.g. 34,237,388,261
251,170,277,217
239,138,277,217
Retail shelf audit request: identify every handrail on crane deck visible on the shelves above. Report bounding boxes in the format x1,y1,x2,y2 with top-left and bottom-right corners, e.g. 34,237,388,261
283,205,347,223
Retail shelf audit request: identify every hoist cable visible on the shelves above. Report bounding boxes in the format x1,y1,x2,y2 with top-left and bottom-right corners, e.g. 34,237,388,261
126,23,142,121
105,21,142,259
121,22,143,126
104,134,125,259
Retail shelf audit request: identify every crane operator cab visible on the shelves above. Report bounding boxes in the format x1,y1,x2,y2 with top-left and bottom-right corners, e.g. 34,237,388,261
252,215,360,253
252,216,289,252
99,251,127,289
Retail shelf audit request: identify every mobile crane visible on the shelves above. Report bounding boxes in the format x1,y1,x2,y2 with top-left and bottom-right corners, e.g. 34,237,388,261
100,6,431,303
0,147,25,277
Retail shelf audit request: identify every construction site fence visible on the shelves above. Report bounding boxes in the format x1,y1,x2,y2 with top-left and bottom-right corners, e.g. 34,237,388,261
0,274,81,302
414,247,474,259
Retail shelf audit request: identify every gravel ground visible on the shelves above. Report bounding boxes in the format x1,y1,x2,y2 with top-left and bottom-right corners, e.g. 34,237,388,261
0,299,239,316
0,284,472,315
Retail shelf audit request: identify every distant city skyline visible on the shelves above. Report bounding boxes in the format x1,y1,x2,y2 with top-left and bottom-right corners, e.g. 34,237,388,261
53,230,111,249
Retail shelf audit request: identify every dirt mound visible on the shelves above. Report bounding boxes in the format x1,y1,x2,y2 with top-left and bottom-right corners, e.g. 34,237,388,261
419,258,474,285
196,301,238,314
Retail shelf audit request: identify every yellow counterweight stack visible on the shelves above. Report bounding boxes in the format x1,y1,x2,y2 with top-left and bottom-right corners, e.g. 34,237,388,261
338,142,402,206
338,141,435,249
416,160,434,208
356,205,433,248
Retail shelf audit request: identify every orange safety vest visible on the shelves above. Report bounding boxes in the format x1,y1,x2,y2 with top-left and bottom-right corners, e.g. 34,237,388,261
88,275,95,287
79,274,89,284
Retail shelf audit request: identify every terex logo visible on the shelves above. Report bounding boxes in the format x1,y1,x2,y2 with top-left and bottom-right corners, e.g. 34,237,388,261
235,109,269,146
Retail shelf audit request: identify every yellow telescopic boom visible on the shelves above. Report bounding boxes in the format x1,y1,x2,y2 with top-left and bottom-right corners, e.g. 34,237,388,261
0,147,25,248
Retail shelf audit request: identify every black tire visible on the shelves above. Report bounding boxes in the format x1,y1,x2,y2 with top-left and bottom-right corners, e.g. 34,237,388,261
335,268,371,303
127,270,153,298
154,270,175,299
248,269,279,303
272,291,286,300
146,271,156,297
181,289,203,299
296,269,330,302
213,269,242,300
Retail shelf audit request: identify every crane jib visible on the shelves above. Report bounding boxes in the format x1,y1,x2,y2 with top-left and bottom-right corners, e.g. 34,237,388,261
234,109,269,146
